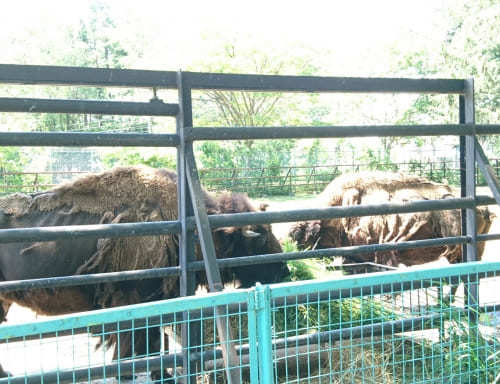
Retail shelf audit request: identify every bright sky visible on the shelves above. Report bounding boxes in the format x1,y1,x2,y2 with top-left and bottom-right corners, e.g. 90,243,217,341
1,0,450,74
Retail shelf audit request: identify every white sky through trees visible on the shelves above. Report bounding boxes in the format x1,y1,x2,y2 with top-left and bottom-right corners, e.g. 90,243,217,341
1,0,449,74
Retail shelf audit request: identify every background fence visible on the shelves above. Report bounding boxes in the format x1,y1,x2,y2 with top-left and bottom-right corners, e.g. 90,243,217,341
3,159,500,196
1,261,499,383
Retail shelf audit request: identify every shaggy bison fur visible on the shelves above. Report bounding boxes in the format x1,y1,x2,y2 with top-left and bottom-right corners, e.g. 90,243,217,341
0,166,289,378
289,171,494,267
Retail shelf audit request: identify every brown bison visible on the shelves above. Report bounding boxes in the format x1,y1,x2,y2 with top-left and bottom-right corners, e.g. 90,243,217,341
0,166,289,378
289,171,494,267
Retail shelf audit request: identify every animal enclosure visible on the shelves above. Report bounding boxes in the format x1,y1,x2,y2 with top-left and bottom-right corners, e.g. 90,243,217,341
0,65,499,383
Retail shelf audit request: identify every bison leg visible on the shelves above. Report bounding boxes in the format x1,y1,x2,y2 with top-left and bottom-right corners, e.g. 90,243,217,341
438,283,459,306
111,324,170,380
0,270,10,324
110,327,147,379
0,364,10,378
0,273,12,378
0,301,10,324
0,311,12,378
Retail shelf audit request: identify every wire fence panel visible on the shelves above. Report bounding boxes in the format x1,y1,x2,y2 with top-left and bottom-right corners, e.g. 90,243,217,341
269,261,500,384
1,262,498,383
4,159,496,197
0,290,255,384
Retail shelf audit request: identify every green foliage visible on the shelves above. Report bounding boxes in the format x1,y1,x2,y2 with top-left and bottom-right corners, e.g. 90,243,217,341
284,260,316,283
192,38,331,196
102,149,176,169
197,139,296,169
197,139,296,196
273,294,396,340
0,148,30,172
274,253,396,342
29,0,135,134
396,0,499,156
197,142,236,170
0,148,46,193
440,314,500,383
302,139,325,167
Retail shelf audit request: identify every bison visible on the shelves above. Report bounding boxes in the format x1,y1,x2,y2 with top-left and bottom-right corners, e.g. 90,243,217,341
289,171,494,267
0,166,289,378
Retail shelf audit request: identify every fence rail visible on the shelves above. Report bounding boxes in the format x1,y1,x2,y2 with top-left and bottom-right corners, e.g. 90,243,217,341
0,261,498,383
3,159,499,196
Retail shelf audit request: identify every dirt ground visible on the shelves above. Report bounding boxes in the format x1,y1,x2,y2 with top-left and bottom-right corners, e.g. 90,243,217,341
1,187,499,380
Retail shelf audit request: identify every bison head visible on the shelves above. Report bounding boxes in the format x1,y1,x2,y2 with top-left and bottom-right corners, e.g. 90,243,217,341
289,220,322,250
212,193,289,287
289,219,347,251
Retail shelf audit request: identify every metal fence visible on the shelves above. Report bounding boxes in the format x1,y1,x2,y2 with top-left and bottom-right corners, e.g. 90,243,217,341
3,159,500,196
0,65,500,383
199,159,500,196
0,261,498,383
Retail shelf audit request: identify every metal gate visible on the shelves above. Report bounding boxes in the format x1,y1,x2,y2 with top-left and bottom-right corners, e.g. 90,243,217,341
1,261,499,383
0,65,499,383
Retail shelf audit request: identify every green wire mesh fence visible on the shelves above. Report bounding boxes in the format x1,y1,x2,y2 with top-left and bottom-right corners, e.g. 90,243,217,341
268,262,500,384
0,261,499,383
0,290,257,384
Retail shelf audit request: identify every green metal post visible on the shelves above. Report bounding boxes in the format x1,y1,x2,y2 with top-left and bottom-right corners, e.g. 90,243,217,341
247,290,260,384
255,283,274,384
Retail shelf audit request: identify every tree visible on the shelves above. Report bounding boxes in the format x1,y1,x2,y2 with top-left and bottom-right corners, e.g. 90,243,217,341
35,1,131,133
192,37,330,175
396,0,499,154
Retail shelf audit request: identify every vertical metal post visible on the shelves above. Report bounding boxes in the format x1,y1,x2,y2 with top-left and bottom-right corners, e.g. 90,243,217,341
464,79,477,264
178,72,240,384
176,71,199,382
184,142,242,384
255,283,274,384
459,96,467,263
247,290,260,384
463,79,479,326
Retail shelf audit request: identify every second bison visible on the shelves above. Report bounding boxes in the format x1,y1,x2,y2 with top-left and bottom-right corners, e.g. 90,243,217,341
289,171,494,267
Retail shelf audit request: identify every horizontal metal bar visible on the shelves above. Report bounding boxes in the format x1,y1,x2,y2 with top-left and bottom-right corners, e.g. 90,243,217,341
0,197,493,295
477,233,500,242
0,132,180,147
0,65,465,93
207,197,483,228
188,235,470,271
185,72,465,93
2,266,494,343
6,304,498,384
271,260,500,300
0,220,181,243
190,124,500,141
203,195,495,230
2,196,489,244
0,352,181,384
0,97,179,116
0,236,470,294
275,313,443,350
0,64,178,88
0,266,181,293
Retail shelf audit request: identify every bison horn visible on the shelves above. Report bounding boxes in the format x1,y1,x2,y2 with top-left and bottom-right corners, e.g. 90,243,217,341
242,229,261,238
